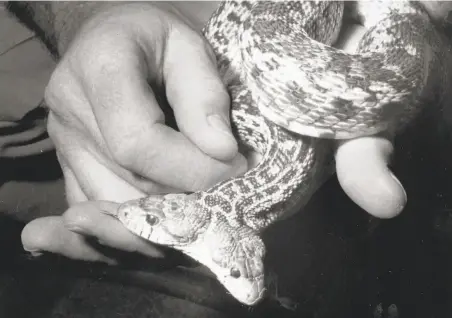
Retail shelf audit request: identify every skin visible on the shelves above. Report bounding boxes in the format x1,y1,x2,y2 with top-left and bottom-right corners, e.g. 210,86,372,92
22,2,408,264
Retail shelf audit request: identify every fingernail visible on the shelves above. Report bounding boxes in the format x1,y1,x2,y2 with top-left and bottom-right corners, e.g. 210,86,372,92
207,114,234,138
24,249,43,258
65,224,85,234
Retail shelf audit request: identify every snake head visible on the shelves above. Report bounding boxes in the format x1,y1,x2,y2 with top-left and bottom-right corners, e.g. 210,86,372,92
206,233,266,306
116,193,267,305
116,193,207,246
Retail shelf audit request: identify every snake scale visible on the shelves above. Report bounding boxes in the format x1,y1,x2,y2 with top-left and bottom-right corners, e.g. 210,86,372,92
108,1,451,305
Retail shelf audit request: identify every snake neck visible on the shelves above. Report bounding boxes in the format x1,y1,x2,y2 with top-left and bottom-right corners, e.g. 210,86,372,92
197,85,332,233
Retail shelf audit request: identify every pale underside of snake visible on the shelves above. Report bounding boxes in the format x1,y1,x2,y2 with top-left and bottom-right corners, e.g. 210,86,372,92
107,1,450,306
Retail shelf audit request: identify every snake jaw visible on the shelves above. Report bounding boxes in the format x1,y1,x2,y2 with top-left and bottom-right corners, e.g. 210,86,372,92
182,244,266,305
192,246,266,306
220,274,266,306
193,229,267,306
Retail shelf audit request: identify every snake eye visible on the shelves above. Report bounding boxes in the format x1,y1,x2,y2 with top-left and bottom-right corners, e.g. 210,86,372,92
145,214,159,226
230,267,241,278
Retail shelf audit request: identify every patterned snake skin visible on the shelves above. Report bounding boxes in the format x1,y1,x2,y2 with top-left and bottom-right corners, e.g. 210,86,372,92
108,1,451,306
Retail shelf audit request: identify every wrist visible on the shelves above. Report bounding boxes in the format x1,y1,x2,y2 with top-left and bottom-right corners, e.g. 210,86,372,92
7,1,120,56
51,2,118,55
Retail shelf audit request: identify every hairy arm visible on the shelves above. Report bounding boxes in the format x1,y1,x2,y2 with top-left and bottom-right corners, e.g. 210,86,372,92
6,1,118,57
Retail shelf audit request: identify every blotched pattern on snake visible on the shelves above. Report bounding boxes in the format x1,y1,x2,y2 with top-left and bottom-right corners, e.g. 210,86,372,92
108,1,451,305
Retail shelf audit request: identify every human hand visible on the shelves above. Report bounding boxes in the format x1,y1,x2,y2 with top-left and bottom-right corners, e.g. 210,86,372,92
21,2,247,263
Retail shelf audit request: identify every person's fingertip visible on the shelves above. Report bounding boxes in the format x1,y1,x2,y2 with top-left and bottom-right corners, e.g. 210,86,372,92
185,111,238,162
174,99,239,162
214,152,248,184
335,136,407,219
24,249,44,258
364,165,407,219
206,113,239,158
164,29,239,161
340,168,407,219
385,171,407,217
231,152,248,176
21,216,118,264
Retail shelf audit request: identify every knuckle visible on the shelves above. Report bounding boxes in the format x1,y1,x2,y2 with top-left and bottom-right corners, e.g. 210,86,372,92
76,32,133,81
107,121,166,172
108,137,157,171
46,111,60,139
45,66,70,106
108,140,136,168
46,112,73,150
45,60,86,115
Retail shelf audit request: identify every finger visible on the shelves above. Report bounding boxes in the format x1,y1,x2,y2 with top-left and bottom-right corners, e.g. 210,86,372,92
48,113,179,200
56,150,88,205
335,136,407,219
21,216,117,264
164,24,238,161
56,137,162,202
82,36,247,191
62,201,163,258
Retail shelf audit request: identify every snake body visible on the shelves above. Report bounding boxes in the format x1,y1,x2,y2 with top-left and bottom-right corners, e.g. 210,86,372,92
112,1,450,305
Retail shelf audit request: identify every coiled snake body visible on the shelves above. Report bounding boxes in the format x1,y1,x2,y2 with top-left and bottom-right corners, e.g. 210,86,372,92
109,1,450,305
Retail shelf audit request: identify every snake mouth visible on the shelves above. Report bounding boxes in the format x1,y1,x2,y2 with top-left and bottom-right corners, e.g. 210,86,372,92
242,279,267,306
222,276,266,306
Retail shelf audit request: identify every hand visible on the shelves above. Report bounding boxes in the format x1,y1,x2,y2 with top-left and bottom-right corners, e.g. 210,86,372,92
334,24,406,219
21,2,247,263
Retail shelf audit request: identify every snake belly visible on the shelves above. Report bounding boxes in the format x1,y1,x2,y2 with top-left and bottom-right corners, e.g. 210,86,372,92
113,1,450,306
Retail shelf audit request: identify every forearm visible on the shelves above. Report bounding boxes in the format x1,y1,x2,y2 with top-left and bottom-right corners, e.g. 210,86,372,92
6,1,118,57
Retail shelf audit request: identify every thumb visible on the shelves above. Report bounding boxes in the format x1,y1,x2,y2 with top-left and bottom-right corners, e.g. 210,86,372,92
163,24,238,162
335,136,407,219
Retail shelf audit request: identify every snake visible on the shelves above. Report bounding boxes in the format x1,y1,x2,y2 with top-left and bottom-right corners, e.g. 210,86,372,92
106,1,450,306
